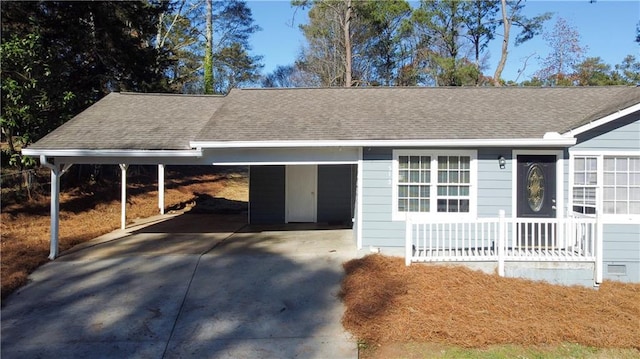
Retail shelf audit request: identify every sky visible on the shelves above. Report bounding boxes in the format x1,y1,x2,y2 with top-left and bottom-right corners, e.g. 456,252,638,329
246,0,640,83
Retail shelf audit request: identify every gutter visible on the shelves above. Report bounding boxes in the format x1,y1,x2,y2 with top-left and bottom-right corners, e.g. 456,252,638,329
21,149,203,158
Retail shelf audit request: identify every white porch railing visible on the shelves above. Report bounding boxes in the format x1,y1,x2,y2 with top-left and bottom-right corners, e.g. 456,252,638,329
405,210,599,277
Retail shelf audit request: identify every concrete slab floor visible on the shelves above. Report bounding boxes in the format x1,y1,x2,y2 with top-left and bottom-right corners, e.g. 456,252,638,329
1,213,358,358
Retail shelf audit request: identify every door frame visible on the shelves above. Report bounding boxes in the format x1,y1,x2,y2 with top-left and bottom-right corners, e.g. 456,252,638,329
511,149,564,219
285,165,318,223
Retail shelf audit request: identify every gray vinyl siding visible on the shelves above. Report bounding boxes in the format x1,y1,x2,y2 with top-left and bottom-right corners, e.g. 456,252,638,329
572,116,639,151
249,165,285,224
317,165,354,223
361,148,404,247
477,149,513,217
571,117,640,283
602,224,640,283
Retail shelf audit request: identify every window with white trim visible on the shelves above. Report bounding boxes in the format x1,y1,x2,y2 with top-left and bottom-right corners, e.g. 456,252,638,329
571,155,640,216
573,156,597,214
394,150,475,219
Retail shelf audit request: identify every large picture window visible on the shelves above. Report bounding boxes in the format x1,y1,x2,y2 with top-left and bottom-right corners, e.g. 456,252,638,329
571,154,640,217
394,150,476,219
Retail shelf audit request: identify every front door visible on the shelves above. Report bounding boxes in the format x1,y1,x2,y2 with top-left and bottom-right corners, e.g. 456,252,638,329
286,165,317,223
517,155,557,247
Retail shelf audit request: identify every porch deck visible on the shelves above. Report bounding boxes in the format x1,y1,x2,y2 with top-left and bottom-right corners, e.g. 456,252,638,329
405,212,601,280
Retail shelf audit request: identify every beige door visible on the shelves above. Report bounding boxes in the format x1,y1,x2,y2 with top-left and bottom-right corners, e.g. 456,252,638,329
286,165,317,223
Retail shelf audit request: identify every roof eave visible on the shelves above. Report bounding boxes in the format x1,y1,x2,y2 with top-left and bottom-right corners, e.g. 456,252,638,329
191,138,577,149
563,102,640,137
21,148,203,158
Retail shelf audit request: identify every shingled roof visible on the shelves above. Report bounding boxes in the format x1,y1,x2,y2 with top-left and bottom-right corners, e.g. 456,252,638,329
195,86,640,143
25,86,640,152
28,92,226,150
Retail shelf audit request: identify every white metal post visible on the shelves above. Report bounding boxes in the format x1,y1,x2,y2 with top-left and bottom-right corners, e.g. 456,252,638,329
49,166,61,259
498,210,506,277
120,164,128,230
158,164,165,215
595,212,603,285
405,217,413,266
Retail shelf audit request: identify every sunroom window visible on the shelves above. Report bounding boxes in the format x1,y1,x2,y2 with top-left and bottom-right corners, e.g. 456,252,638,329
572,155,640,216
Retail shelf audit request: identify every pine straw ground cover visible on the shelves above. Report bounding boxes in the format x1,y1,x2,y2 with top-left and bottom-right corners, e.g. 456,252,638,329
1,166,247,299
341,255,640,356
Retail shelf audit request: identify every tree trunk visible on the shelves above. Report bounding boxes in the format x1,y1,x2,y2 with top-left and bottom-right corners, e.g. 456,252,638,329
204,0,214,94
343,0,352,87
493,0,509,86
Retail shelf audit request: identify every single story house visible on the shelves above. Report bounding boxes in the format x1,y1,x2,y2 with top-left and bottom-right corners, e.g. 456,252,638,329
22,87,640,287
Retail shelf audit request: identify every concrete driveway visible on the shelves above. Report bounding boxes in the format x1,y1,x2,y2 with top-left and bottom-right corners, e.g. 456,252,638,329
1,213,358,358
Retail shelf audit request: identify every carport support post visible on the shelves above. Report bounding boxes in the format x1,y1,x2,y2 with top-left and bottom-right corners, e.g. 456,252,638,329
120,164,128,230
49,165,62,259
40,156,72,260
158,164,165,215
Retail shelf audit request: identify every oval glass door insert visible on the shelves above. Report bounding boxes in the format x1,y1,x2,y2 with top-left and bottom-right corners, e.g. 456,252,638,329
527,164,544,212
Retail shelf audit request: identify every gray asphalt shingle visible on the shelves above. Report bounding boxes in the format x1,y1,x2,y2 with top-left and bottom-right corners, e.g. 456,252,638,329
26,86,640,151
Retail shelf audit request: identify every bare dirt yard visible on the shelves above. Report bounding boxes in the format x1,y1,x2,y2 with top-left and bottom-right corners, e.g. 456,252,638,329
2,166,639,358
1,165,248,299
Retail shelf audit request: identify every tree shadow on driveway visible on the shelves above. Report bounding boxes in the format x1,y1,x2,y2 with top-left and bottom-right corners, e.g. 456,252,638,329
0,214,356,358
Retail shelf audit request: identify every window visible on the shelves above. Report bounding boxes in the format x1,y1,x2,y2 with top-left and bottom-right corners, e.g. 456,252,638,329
603,156,640,215
573,156,597,214
571,154,640,217
394,150,476,219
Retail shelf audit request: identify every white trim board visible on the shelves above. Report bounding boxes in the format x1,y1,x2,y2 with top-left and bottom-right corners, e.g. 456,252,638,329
563,103,640,137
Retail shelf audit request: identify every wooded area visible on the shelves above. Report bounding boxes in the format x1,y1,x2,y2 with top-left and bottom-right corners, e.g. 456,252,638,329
1,0,639,174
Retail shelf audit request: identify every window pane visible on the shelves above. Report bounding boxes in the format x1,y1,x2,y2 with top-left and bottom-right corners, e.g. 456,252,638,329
616,187,628,200
574,172,585,185
460,200,470,212
409,185,419,197
604,173,615,185
410,156,420,169
604,158,615,171
398,199,407,212
587,158,597,171
448,186,458,196
631,173,640,186
630,158,640,171
604,187,615,200
437,199,447,212
450,172,459,183
399,156,409,169
575,158,585,171
438,186,446,196
460,171,470,183
616,157,628,171
616,201,628,214
460,156,470,169
587,172,597,185
420,186,430,197
448,199,459,212
617,173,628,185
421,171,431,183
585,188,596,204
421,156,431,169
409,171,420,183
399,170,408,183
603,201,615,214
438,156,447,169
450,156,459,169
398,185,408,198
460,186,469,196
409,199,419,211
630,188,640,201
630,201,640,214
420,199,430,212
438,171,448,183
573,187,584,199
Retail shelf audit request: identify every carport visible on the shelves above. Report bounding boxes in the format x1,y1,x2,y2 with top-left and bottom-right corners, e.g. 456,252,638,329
22,92,364,260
